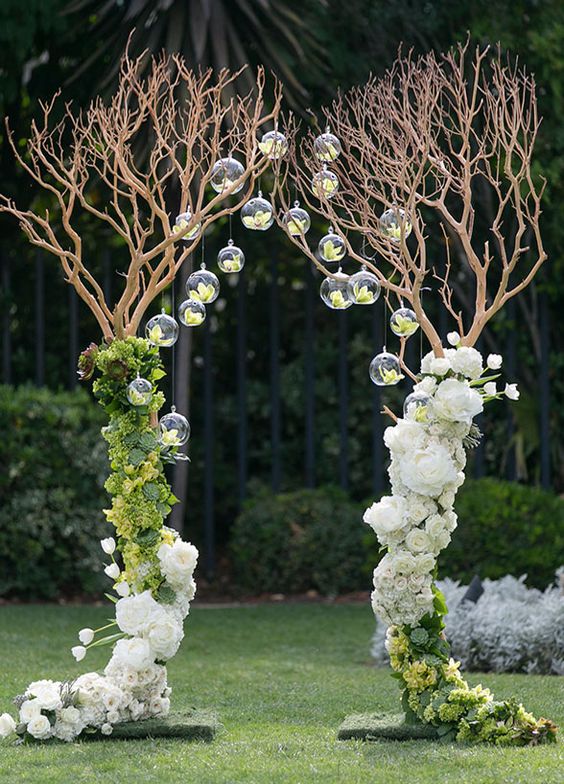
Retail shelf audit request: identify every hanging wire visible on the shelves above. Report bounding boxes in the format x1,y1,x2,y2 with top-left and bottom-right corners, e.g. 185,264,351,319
229,211,233,241
171,272,176,407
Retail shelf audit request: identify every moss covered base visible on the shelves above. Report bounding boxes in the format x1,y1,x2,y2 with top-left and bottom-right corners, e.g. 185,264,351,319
338,712,438,742
85,709,220,741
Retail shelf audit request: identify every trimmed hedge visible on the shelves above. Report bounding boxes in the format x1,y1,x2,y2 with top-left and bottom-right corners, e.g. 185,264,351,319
230,486,366,595
0,385,110,599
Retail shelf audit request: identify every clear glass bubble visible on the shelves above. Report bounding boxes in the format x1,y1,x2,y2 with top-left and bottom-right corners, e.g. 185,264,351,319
318,231,346,262
319,270,352,310
314,131,342,162
379,207,412,242
403,392,433,423
159,407,191,447
311,169,339,199
241,195,274,231
390,307,419,338
178,298,206,327
186,267,220,304
145,312,179,347
259,130,288,160
283,204,311,236
369,352,404,386
173,210,201,241
126,376,153,406
347,269,381,305
217,240,245,273
210,156,245,194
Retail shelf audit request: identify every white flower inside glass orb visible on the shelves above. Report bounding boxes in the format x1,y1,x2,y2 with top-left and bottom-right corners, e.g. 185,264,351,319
318,231,346,262
159,407,191,447
403,391,433,423
217,240,245,273
210,156,245,194
283,204,311,236
379,206,412,242
320,270,352,310
126,377,153,406
369,352,404,386
178,298,206,327
173,210,201,241
311,169,339,199
258,130,288,160
347,268,381,305
241,195,274,231
145,312,179,347
314,131,342,162
390,307,419,337
186,267,220,304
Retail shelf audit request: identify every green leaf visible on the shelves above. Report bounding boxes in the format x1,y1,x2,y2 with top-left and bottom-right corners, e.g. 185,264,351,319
469,374,501,387
135,528,160,547
151,368,167,381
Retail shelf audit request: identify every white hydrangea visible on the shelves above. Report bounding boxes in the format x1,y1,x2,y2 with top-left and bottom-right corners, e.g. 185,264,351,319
449,346,483,378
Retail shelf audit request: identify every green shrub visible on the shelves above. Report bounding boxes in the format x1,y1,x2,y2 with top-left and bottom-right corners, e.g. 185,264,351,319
0,385,110,599
363,478,564,588
230,486,367,595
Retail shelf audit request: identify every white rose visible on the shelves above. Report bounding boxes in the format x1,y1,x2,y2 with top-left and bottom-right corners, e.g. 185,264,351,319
405,494,437,524
408,574,426,591
146,614,184,661
413,376,437,395
0,713,16,738
450,346,483,379
384,419,427,454
443,510,458,532
487,353,503,370
414,553,436,576
116,591,161,636
33,684,62,711
447,331,461,346
405,529,432,554
27,714,52,740
505,383,520,400
363,496,407,536
104,563,120,580
157,540,199,589
429,357,451,376
116,581,130,597
433,378,483,424
20,698,41,724
394,576,408,591
438,489,455,509
400,441,458,497
112,638,154,670
71,645,87,662
390,551,417,574
59,706,81,725
425,514,447,539
101,723,113,735
101,537,116,555
483,382,497,396
78,628,94,645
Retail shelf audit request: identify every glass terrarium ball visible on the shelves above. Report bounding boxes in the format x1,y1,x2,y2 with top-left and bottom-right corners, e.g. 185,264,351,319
379,207,412,242
145,312,179,347
390,307,419,338
283,205,311,236
159,408,191,447
210,156,245,194
369,352,404,386
314,132,342,162
186,268,220,304
403,392,433,423
259,130,288,160
347,269,381,305
173,211,201,241
318,232,346,263
320,271,352,310
217,240,245,273
126,377,153,406
241,196,274,231
178,298,206,327
311,169,339,199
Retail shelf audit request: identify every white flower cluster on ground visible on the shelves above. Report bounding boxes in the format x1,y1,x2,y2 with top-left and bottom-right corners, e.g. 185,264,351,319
364,345,517,627
371,571,564,675
0,532,198,742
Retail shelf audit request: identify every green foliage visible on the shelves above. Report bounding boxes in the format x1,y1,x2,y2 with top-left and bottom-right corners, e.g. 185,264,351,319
230,485,366,595
0,384,109,598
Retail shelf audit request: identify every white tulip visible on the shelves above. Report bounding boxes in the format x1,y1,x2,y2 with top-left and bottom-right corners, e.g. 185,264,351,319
78,628,94,645
115,581,130,597
71,645,87,662
505,383,520,400
0,713,16,738
100,537,116,555
483,382,497,396
104,563,120,580
487,353,503,370
447,331,461,346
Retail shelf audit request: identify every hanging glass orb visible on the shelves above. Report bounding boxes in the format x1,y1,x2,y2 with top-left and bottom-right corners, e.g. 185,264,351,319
314,131,342,162
173,210,201,242
241,195,274,231
283,204,311,236
210,156,245,194
379,207,412,242
390,307,419,338
369,352,404,386
145,312,179,347
126,377,153,406
178,298,206,327
347,269,381,305
217,240,245,273
159,407,191,447
319,270,352,310
186,267,219,304
318,231,346,263
258,130,288,160
311,169,339,199
403,392,433,423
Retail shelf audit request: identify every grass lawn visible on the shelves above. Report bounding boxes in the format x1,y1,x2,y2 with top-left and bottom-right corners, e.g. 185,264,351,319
0,603,562,784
